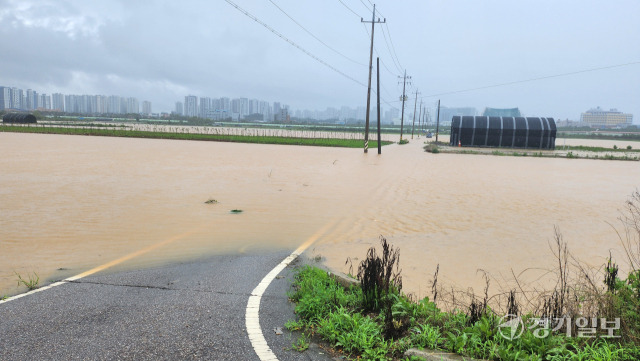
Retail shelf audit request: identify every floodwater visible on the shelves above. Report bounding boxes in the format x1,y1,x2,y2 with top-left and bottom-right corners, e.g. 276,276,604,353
1,132,638,300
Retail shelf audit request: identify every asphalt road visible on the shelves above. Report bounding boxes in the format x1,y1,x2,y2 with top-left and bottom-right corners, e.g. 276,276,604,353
0,251,334,360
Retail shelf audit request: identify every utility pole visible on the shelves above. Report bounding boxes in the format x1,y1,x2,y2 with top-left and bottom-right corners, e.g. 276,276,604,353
435,99,441,143
398,70,411,142
361,4,385,153
411,89,419,139
376,57,381,155
413,98,422,139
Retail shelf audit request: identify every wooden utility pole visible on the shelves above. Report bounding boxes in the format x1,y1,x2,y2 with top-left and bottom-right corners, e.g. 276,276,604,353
411,89,419,139
413,99,422,139
376,57,381,154
361,4,385,153
398,70,410,142
435,99,441,143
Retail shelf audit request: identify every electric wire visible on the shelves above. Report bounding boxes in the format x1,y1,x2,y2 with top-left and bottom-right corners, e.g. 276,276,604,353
389,61,640,103
379,23,403,73
336,0,361,18
268,0,366,66
419,61,640,101
383,23,404,71
358,0,372,12
361,23,398,77
224,0,366,88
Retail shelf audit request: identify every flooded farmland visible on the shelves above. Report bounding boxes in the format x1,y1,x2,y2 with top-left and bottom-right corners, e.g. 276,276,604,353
0,132,638,298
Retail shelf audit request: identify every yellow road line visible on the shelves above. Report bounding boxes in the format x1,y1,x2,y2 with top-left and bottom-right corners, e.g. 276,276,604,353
66,229,200,281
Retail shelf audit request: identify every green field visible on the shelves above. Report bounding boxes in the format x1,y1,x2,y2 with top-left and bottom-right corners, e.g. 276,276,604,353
0,124,392,148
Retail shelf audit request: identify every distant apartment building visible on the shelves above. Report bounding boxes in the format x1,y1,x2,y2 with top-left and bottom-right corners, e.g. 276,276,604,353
199,97,211,118
11,87,23,109
0,87,11,109
175,101,184,115
482,107,521,117
38,94,51,110
435,106,476,125
580,107,633,128
142,101,152,115
26,89,38,110
52,93,64,111
184,95,198,117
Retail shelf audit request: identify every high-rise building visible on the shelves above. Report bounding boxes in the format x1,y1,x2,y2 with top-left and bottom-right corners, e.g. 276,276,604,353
142,101,152,115
52,93,64,111
239,98,249,117
580,107,633,128
219,97,230,112
184,95,198,117
26,89,38,110
199,97,211,118
125,97,139,114
38,94,51,110
107,95,120,114
438,106,476,126
273,102,281,121
11,88,23,109
0,87,10,109
175,101,184,115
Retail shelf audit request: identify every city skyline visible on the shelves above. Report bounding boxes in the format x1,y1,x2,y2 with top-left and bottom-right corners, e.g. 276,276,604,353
1,83,636,127
0,1,637,123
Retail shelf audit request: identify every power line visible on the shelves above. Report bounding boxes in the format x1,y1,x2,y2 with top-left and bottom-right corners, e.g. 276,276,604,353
383,23,404,71
417,61,640,101
224,0,366,88
361,23,397,77
379,23,403,73
358,0,372,12
268,0,366,66
336,0,360,17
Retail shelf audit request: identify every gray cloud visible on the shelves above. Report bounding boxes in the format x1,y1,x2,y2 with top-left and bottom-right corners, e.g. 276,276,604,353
0,0,638,120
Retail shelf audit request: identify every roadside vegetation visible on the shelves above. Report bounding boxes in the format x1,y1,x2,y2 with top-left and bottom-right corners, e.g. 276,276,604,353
557,132,640,142
424,143,640,161
15,272,39,291
0,124,392,148
288,192,640,360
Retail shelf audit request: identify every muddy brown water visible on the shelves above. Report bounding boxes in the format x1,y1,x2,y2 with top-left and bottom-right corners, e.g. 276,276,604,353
1,132,638,300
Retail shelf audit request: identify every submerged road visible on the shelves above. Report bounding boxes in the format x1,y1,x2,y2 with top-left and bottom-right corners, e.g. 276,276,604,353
0,251,333,360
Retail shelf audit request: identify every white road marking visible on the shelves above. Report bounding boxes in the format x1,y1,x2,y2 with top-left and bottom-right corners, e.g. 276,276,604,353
245,224,331,361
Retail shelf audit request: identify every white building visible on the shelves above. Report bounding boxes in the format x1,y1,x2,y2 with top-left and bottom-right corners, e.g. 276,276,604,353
580,107,633,128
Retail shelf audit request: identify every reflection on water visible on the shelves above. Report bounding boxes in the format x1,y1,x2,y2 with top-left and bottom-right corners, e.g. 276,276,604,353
0,132,638,297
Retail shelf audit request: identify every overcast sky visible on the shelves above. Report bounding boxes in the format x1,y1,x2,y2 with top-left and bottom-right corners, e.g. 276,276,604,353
1,0,638,121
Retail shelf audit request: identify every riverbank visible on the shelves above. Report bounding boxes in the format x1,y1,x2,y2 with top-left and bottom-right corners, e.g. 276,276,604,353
424,142,640,161
0,124,392,148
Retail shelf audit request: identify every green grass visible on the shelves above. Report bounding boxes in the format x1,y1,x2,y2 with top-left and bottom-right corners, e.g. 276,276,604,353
0,124,393,148
423,144,440,153
557,132,640,142
289,265,640,361
563,145,640,153
15,272,39,290
290,334,310,352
